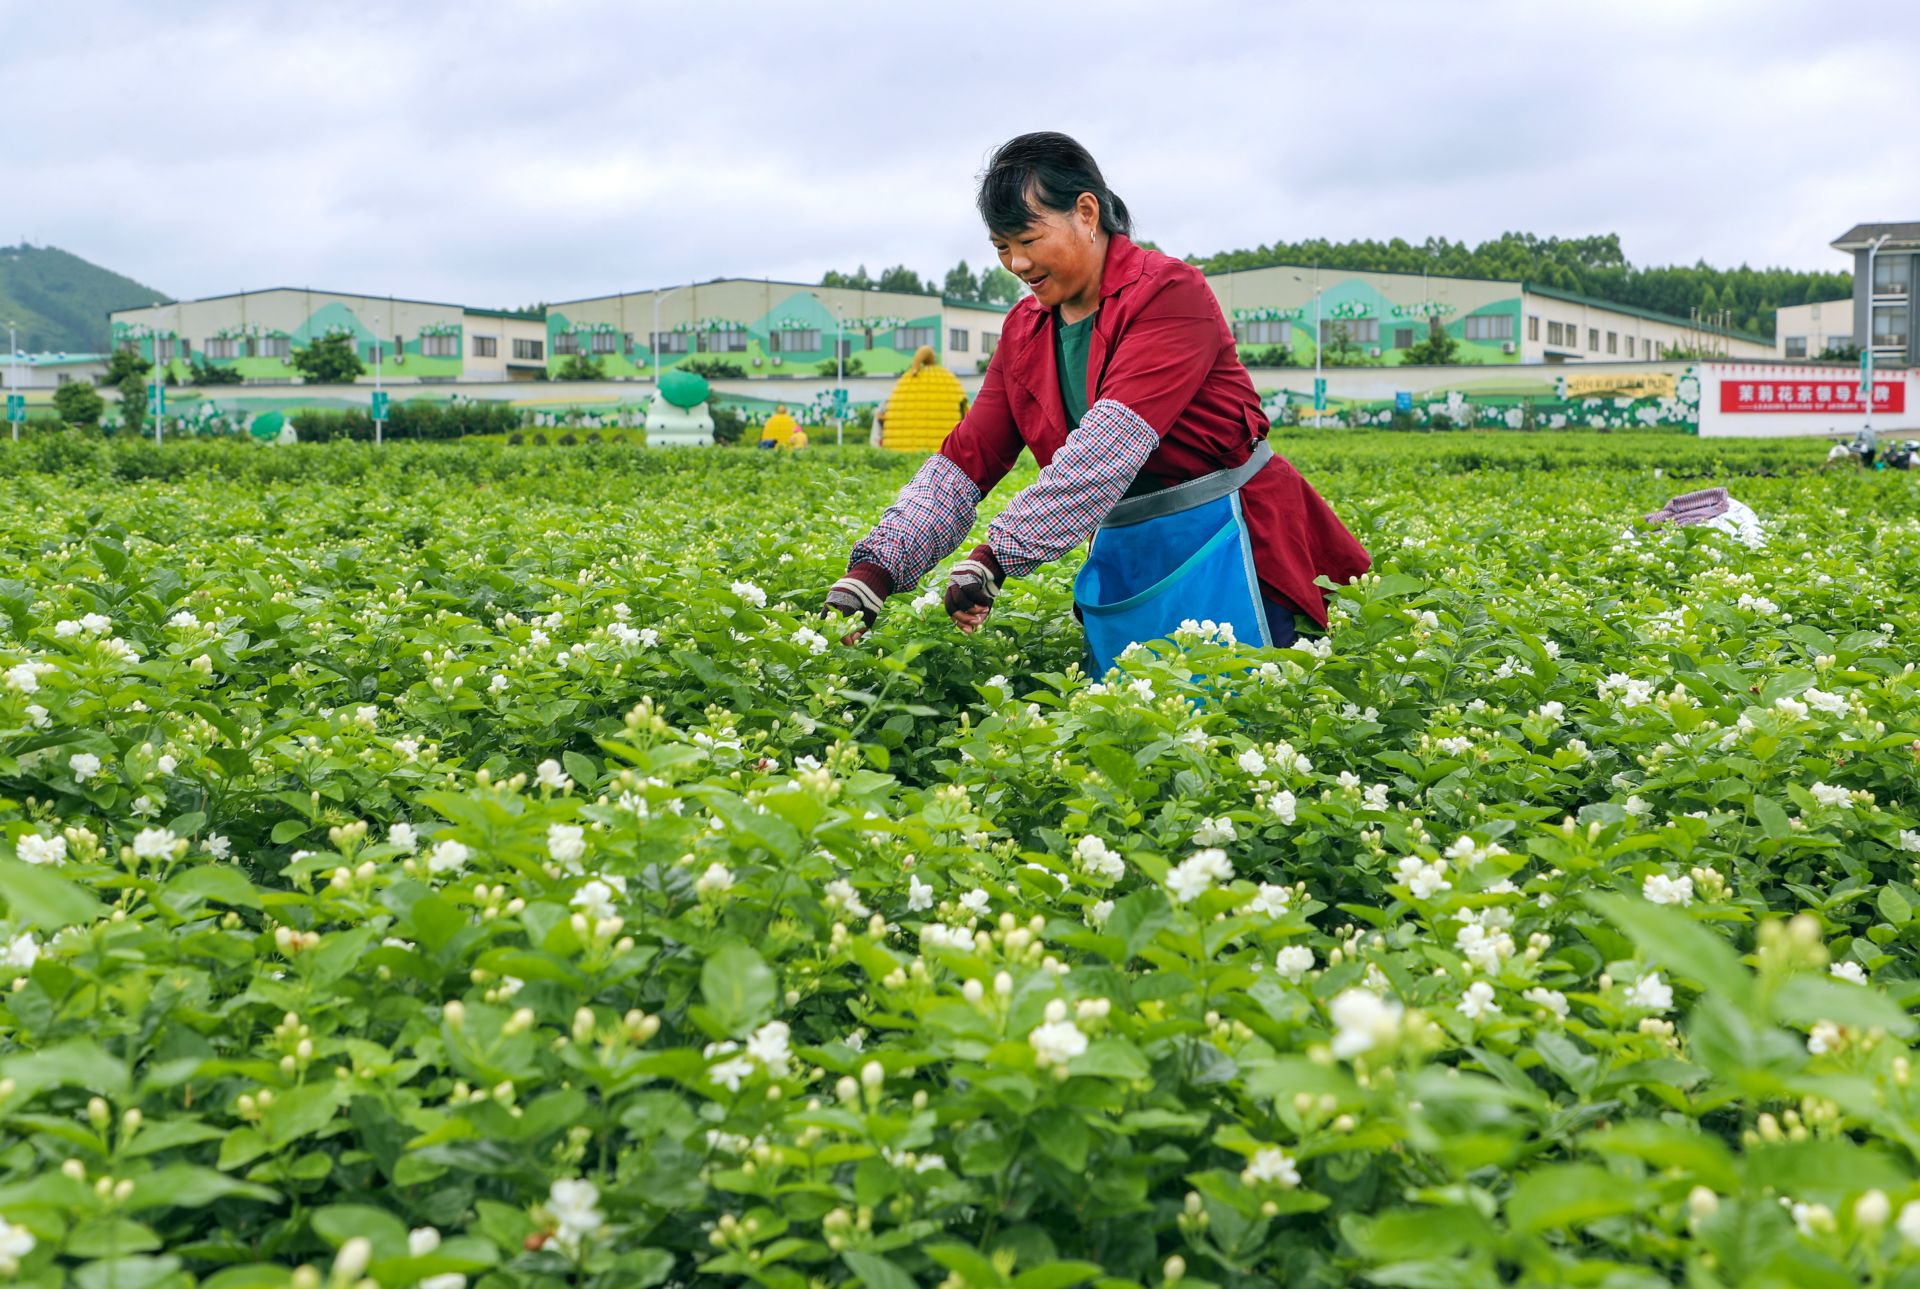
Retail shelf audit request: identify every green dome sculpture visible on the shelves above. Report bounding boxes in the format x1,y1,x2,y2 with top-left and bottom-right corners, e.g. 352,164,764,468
659,369,710,410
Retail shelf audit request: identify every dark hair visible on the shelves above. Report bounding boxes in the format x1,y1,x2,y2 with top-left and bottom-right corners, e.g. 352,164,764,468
976,131,1133,239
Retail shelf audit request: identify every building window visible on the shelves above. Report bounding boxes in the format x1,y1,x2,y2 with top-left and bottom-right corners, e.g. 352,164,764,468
949,328,969,352
1323,318,1379,345
1546,321,1562,345
1872,306,1909,348
204,337,239,360
983,332,999,354
1463,314,1513,341
769,329,820,353
700,330,747,353
553,332,581,356
1823,334,1852,352
1873,255,1911,296
892,325,937,351
260,336,289,359
1391,327,1415,349
154,338,179,361
422,333,458,357
1784,336,1807,359
512,338,544,361
649,331,689,354
472,335,498,358
590,331,620,355
1587,327,1599,351
1623,336,1635,358
1527,315,1540,342
1235,320,1291,346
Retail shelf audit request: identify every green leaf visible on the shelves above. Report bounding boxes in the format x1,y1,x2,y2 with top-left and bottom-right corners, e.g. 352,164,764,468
1878,885,1912,927
65,1217,162,1257
842,1251,919,1289
1011,1263,1104,1289
269,819,309,844
1585,890,1752,1007
260,1081,347,1148
1102,888,1171,964
924,1243,1008,1287
0,857,105,930
0,1040,130,1101
562,750,600,789
72,1256,182,1289
700,941,777,1036
1771,973,1916,1037
1753,795,1791,840
1581,1120,1740,1192
124,1165,279,1211
160,865,261,910
1067,1038,1150,1081
313,1203,410,1257
1505,1162,1649,1233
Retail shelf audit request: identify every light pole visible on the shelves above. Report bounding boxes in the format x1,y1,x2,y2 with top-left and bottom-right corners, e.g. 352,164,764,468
1864,232,1891,434
1291,269,1324,425
651,284,689,389
836,305,846,446
372,316,383,447
7,319,16,444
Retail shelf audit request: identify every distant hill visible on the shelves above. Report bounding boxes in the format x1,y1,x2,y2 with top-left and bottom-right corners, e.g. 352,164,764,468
0,244,169,355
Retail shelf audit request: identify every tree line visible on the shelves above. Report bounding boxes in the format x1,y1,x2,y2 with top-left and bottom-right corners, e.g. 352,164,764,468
820,262,1023,305
1186,232,1852,340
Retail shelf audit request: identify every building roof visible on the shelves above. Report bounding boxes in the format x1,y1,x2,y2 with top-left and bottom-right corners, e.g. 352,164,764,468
1832,222,1920,251
1522,282,1771,344
942,297,1011,314
8,352,107,367
108,287,497,317
550,276,1009,312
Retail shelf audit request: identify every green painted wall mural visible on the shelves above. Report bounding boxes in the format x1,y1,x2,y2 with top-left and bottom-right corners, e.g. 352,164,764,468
546,291,946,380
1231,278,1524,368
111,305,466,383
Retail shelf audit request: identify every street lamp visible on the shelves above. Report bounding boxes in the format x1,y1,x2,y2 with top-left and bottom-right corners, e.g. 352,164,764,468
652,284,689,389
836,304,846,447
1864,232,1891,435
1290,268,1325,425
7,319,16,444
372,316,384,447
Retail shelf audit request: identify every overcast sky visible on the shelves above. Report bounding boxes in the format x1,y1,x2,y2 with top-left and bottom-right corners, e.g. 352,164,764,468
7,0,1917,305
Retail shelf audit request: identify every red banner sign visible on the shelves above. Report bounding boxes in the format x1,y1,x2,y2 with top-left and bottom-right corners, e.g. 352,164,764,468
1719,379,1905,414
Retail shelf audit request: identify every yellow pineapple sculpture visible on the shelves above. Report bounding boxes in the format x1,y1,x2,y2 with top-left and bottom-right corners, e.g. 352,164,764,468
877,346,967,452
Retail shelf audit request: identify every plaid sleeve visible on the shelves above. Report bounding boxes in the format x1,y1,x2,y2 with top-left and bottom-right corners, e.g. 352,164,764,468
985,398,1159,579
847,452,984,593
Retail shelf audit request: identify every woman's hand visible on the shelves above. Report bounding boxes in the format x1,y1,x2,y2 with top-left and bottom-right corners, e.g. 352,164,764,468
945,546,1003,636
824,566,890,644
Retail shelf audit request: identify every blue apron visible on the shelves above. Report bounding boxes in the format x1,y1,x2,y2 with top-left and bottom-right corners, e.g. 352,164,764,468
1073,443,1276,678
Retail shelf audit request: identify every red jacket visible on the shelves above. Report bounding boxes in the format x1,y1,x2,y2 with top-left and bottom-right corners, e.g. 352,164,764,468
937,234,1371,627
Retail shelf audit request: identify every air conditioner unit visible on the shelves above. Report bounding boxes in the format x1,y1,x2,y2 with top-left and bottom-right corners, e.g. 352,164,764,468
1368,347,1381,358
771,356,782,367
1501,341,1517,355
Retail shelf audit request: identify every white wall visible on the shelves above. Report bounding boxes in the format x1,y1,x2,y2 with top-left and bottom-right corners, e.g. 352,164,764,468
1696,361,1912,438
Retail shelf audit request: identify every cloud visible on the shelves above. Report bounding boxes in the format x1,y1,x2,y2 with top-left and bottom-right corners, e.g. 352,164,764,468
5,0,1915,301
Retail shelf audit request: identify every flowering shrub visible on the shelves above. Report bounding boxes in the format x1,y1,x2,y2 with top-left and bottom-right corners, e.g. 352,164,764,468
2,435,1920,1287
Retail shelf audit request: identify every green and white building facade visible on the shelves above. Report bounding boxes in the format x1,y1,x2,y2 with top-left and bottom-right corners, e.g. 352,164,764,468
109,264,1773,388
1208,264,1773,366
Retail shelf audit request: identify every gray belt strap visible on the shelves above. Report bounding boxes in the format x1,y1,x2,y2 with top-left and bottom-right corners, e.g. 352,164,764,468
1099,440,1274,530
